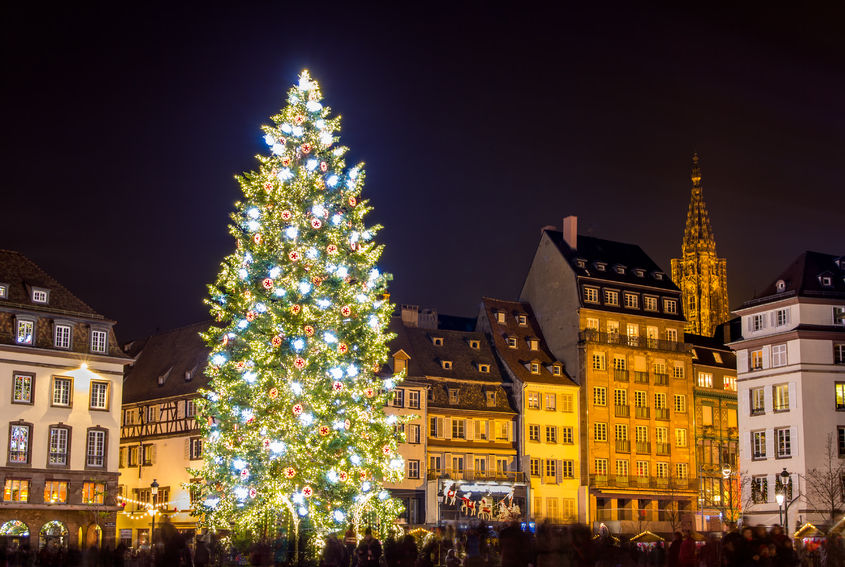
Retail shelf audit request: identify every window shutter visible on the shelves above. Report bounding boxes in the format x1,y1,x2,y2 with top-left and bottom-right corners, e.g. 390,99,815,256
770,312,777,327
746,317,753,332
540,460,546,483
556,460,563,484
788,382,796,411
184,439,190,460
790,426,799,457
466,421,474,441
437,417,444,438
151,445,157,465
761,345,771,369
119,448,126,468
485,421,490,440
444,418,452,440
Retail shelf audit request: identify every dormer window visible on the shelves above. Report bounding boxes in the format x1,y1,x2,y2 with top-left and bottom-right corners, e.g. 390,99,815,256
441,360,453,370
469,339,480,349
551,364,562,376
478,363,490,373
91,329,108,354
15,318,34,345
594,262,607,272
604,290,619,306
653,272,664,281
821,275,833,287
32,288,49,304
691,348,698,360
448,389,459,404
634,269,645,278
834,307,845,326
529,362,540,375
776,280,786,293
506,337,518,349
0,284,7,299
663,299,677,314
576,259,586,269
517,314,527,326
614,265,626,275
495,311,506,324
185,369,193,382
432,337,444,346
713,352,723,364
624,293,639,309
527,338,540,351
486,391,496,407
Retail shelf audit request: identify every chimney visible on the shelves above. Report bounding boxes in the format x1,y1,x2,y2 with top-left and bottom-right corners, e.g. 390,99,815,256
563,216,577,250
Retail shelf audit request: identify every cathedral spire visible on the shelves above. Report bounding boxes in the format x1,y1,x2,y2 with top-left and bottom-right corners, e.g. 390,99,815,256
671,153,730,336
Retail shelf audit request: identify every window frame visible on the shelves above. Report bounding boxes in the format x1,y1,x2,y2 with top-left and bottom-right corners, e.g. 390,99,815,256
583,286,600,304
15,317,35,346
772,344,788,368
31,288,49,304
43,480,69,504
85,427,108,469
90,328,109,354
11,372,35,405
82,481,106,505
624,293,639,309
775,427,792,459
663,299,678,314
643,296,658,312
3,479,30,502
529,424,540,442
7,421,33,466
752,430,767,460
47,424,71,468
604,289,620,306
189,436,203,460
51,376,73,408
407,459,420,479
54,322,72,350
89,381,111,411
773,384,790,412
408,390,420,409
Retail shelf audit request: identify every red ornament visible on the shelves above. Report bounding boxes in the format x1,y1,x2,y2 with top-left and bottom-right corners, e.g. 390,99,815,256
271,335,282,347
253,233,262,245
262,439,271,449
284,467,296,479
294,357,306,369
382,445,391,456
349,196,357,207
340,305,352,317
268,387,278,399
291,304,301,315
302,486,313,497
332,381,344,392
350,243,358,251
281,157,291,167
288,251,300,262
240,468,250,479
249,488,258,498
292,404,303,416
364,388,375,398
301,143,312,154
294,114,305,125
326,244,338,255
311,218,322,229
263,182,273,191
344,419,351,430
338,471,349,482
262,278,274,290
246,311,256,322
311,276,323,286
235,361,246,370
320,161,328,172
319,425,330,436
338,343,348,354
221,335,229,346
246,416,256,425
281,210,292,220
304,325,315,336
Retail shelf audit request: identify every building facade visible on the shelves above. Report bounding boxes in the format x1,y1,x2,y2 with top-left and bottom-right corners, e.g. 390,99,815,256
730,251,845,529
687,334,739,530
117,322,209,547
477,298,582,524
670,154,730,337
0,250,130,551
389,310,526,526
520,217,698,533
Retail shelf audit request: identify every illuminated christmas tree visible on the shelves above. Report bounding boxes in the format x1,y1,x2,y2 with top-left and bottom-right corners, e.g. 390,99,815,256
195,71,404,543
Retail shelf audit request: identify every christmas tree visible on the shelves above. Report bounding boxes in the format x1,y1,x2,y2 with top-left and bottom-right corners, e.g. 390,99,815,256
196,71,404,543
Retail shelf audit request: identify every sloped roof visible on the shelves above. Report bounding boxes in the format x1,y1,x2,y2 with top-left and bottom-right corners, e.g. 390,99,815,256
685,333,737,370
0,249,104,318
122,321,212,403
544,230,679,292
389,319,504,383
746,251,845,306
480,297,577,386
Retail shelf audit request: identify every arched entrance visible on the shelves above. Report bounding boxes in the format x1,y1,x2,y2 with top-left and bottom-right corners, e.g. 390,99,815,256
39,521,68,550
0,520,30,551
85,524,102,549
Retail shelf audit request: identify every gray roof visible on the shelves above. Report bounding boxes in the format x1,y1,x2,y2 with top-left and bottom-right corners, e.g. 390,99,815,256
744,251,845,307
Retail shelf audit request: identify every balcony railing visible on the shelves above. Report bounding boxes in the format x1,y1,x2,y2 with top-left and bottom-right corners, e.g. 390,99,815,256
615,440,631,453
655,408,670,420
580,330,689,353
636,441,651,454
656,442,671,456
427,468,526,483
635,406,650,419
614,369,629,382
633,371,649,384
615,405,630,418
654,373,669,385
590,474,696,490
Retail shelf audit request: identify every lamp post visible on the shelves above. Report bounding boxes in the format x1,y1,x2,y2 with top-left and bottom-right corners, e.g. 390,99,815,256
150,479,159,562
775,491,785,526
779,469,793,534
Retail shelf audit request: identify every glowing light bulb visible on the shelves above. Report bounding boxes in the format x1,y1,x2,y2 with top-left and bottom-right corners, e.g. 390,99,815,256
326,175,339,187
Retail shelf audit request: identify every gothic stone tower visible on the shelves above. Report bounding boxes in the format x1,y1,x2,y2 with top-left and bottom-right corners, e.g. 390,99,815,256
670,154,730,336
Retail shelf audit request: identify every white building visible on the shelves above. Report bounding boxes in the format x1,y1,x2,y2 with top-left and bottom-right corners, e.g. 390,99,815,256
0,250,130,550
730,251,845,529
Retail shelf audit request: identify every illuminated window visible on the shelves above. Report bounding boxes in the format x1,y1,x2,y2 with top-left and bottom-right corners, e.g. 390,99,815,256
644,296,658,311
676,463,688,479
675,428,687,447
723,376,737,391
604,290,619,306
528,338,539,350
529,425,540,442
48,427,69,466
751,388,765,415
0,284,6,298
32,289,49,303
752,476,768,503
663,299,677,314
773,384,789,412
12,374,33,404
82,482,106,504
52,377,72,407
594,422,607,442
636,461,649,477
583,287,599,303
713,352,723,364
9,424,30,463
44,481,68,503
517,315,527,326
594,458,608,476
624,293,639,309
585,317,599,331
697,373,713,388
545,393,556,410
90,382,110,410
593,387,606,406
4,480,29,502
751,349,764,370
527,392,540,409
87,429,106,467
495,311,506,324
16,319,34,345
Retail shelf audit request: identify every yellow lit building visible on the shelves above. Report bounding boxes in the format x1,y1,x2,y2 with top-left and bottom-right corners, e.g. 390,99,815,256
521,217,697,533
670,154,730,337
477,298,582,524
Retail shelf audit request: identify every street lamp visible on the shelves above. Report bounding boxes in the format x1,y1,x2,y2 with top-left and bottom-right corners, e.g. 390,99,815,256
775,491,785,525
150,479,159,562
779,469,793,533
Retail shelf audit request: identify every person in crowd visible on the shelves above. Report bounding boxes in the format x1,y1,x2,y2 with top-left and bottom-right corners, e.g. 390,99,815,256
321,533,349,567
668,532,683,567
356,527,382,567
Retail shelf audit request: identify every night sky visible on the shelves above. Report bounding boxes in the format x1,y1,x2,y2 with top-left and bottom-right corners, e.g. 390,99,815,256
3,3,844,342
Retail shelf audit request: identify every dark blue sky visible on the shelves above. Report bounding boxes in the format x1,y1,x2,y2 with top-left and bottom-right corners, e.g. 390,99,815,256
3,2,844,341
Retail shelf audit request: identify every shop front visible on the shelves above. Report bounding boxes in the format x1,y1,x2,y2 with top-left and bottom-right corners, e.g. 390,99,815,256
427,478,527,525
